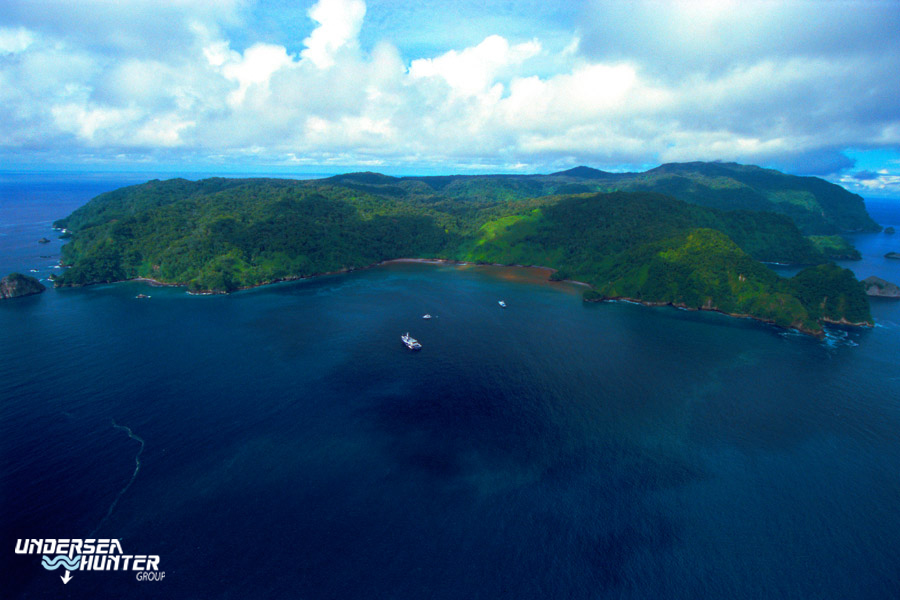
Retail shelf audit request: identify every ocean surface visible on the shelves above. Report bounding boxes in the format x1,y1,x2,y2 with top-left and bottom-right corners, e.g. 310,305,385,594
2,174,899,599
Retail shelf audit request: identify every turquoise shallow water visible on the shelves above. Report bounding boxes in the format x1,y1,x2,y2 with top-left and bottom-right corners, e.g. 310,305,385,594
2,177,900,599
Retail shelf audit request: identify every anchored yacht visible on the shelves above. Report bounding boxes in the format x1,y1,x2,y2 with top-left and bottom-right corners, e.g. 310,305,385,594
401,332,422,350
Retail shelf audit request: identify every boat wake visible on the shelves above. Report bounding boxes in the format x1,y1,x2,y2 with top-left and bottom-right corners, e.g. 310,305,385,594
90,420,145,537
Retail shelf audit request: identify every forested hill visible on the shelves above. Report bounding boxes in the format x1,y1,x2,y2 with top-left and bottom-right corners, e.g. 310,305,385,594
52,170,874,336
319,161,879,235
609,162,880,234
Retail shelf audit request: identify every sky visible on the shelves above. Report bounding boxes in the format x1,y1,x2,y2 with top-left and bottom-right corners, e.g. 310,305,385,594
1,0,899,194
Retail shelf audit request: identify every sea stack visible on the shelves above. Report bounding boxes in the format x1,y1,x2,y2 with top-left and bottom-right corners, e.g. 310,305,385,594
0,273,46,299
862,276,900,298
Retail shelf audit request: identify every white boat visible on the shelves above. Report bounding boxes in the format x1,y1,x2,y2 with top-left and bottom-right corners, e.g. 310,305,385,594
422,314,432,319
498,300,507,308
401,332,422,350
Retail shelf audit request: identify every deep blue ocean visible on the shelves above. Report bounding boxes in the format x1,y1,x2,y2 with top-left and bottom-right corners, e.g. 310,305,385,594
2,174,900,599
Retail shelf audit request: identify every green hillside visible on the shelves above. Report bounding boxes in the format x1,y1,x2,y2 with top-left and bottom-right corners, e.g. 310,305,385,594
807,235,862,260
614,162,880,235
318,161,879,236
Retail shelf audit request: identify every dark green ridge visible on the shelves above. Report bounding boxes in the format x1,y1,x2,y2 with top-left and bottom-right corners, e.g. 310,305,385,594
52,163,877,335
549,166,619,179
302,161,879,235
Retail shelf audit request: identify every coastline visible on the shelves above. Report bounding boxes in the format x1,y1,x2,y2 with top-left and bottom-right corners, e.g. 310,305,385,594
126,258,590,294
381,258,592,287
57,259,869,339
588,294,874,338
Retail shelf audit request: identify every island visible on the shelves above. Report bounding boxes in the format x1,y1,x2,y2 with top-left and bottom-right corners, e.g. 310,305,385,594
0,273,46,299
885,227,895,234
52,162,878,336
862,276,900,298
38,237,51,244
886,252,900,260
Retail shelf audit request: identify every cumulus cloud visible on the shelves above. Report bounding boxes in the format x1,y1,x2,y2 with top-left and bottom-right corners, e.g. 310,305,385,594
220,43,295,106
301,0,366,69
0,0,898,193
409,35,541,97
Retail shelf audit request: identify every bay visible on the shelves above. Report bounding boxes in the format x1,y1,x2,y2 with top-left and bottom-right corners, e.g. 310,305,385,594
2,175,899,599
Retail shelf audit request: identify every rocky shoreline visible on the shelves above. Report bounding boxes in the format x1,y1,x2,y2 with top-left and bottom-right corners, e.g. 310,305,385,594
862,276,900,298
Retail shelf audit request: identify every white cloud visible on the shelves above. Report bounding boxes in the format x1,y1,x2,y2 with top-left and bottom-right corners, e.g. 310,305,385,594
0,26,34,53
301,0,366,69
134,114,195,147
221,43,294,106
304,114,396,150
409,35,541,97
501,63,641,127
50,104,140,142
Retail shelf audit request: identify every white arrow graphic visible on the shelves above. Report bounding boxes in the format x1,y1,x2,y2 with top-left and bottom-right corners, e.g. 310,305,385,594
60,570,73,584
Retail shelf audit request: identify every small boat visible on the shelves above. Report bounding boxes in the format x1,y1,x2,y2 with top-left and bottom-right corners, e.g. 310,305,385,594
135,294,151,299
498,300,507,308
401,332,422,350
422,314,432,319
